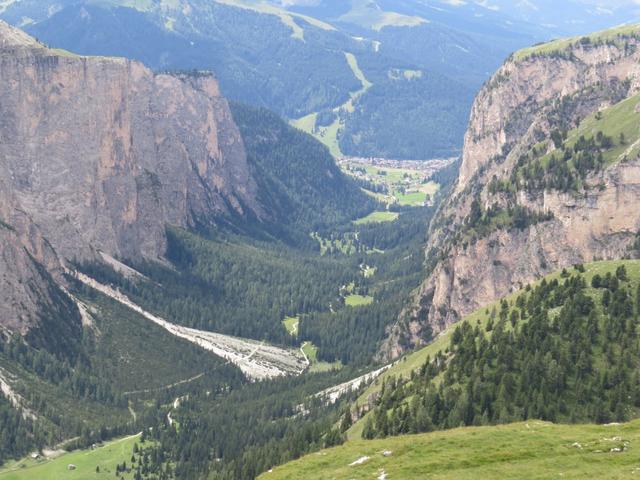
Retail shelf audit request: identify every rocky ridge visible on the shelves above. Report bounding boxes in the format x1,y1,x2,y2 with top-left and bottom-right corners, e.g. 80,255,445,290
382,26,640,358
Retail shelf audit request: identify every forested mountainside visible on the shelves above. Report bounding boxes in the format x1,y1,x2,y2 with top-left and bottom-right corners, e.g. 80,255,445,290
0,0,538,159
383,24,640,358
266,260,640,479
229,102,374,236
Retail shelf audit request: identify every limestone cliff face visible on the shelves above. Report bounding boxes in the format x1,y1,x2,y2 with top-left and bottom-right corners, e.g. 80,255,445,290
0,20,259,262
382,30,640,358
0,21,260,336
0,183,67,337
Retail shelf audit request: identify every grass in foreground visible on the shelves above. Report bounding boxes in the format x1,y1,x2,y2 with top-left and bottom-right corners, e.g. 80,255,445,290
0,434,140,480
261,419,640,479
354,211,399,225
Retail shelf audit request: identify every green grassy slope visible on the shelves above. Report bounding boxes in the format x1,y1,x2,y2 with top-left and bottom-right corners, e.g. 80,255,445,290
565,93,640,166
530,93,640,173
261,419,640,480
0,434,140,480
265,259,640,478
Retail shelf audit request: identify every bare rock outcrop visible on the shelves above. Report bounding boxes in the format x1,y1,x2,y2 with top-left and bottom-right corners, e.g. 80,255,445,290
382,29,640,358
0,21,260,336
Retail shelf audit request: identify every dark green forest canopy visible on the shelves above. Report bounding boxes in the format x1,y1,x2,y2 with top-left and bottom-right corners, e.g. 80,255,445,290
230,101,376,235
362,264,640,439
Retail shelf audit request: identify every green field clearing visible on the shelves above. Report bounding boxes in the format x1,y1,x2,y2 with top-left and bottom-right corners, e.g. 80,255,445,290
0,435,140,480
344,294,374,307
301,342,341,373
262,419,640,479
291,112,344,158
395,191,426,206
353,211,399,225
301,342,318,363
283,316,299,336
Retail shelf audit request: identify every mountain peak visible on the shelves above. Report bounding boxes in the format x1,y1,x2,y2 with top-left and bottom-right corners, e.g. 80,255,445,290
0,19,40,48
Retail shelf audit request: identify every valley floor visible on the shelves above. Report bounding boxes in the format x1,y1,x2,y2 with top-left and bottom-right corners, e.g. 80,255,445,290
261,419,640,479
0,434,140,480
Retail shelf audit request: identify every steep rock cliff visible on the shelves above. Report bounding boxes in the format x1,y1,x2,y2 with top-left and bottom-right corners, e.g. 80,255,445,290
0,20,259,337
0,20,259,262
383,26,640,358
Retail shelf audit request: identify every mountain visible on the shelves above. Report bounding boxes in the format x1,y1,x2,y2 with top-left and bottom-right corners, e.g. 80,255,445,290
0,19,371,347
383,23,640,357
0,19,257,344
0,0,540,160
0,21,389,473
1,3,638,163
5,8,640,480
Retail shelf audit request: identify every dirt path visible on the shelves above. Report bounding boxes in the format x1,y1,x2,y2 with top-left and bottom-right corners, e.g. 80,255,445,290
128,403,137,422
167,395,186,427
299,345,310,368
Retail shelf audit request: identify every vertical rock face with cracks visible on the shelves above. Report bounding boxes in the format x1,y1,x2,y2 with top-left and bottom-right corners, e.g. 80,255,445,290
0,20,259,261
381,29,640,359
0,20,259,336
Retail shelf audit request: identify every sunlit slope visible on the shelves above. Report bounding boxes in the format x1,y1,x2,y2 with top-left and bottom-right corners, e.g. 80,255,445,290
261,419,640,480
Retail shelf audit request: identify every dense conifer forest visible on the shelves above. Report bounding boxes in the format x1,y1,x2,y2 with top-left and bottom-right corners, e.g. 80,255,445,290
362,265,640,439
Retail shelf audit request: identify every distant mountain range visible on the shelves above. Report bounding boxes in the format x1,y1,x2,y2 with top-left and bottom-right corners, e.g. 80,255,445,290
3,1,635,160
0,0,556,160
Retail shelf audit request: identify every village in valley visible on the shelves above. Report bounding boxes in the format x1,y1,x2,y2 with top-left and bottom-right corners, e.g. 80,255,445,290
338,156,456,208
